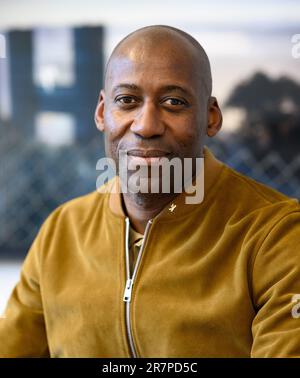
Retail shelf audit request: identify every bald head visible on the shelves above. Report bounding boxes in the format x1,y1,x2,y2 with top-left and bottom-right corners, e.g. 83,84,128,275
104,25,212,98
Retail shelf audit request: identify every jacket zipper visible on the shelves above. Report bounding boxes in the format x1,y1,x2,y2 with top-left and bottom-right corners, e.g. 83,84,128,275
123,217,153,358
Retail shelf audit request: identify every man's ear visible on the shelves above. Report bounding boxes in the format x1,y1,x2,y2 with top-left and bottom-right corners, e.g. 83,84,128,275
207,96,222,137
94,89,106,132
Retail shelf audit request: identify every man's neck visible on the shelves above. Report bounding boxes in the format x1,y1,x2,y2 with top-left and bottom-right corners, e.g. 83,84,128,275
121,192,179,234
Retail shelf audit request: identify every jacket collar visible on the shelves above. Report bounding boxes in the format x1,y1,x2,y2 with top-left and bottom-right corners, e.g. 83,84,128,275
107,146,225,222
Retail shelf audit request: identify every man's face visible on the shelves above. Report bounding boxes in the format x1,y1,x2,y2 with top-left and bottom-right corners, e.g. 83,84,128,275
96,39,211,192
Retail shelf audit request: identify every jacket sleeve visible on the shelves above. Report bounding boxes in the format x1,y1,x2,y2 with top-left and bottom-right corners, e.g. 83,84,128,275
0,222,50,357
251,210,300,357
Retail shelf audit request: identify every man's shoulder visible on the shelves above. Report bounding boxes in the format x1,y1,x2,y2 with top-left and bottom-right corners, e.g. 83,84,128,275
220,163,300,216
41,177,115,230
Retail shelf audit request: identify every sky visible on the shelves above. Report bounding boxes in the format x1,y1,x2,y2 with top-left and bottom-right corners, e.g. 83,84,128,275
0,0,300,29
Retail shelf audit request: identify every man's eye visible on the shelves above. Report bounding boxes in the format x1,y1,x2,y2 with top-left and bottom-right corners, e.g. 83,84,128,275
163,98,186,106
115,96,137,105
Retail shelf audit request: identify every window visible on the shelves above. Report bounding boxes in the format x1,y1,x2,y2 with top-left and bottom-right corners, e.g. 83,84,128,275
35,111,75,146
0,31,12,121
33,27,75,92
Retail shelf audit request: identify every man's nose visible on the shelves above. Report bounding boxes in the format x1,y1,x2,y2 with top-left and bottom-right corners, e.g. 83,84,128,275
130,101,165,138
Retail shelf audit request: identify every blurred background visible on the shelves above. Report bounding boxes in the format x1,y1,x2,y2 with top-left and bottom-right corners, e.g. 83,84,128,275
0,0,300,314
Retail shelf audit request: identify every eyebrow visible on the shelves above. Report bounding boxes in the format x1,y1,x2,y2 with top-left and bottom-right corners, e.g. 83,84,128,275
112,83,192,96
160,85,192,96
112,83,139,94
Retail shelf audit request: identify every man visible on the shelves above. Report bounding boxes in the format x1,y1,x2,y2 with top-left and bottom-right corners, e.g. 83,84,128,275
1,25,300,358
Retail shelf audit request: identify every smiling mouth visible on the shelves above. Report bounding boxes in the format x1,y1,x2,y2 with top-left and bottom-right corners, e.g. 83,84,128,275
127,149,171,158
126,150,171,166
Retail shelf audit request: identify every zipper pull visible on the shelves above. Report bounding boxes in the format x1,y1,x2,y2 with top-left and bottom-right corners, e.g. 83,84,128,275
123,278,133,302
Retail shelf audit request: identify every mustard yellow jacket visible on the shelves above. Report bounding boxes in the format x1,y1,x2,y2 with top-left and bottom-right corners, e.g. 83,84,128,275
1,147,300,357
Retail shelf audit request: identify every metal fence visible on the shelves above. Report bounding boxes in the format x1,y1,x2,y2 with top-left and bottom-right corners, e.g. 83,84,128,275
209,140,300,199
0,133,299,258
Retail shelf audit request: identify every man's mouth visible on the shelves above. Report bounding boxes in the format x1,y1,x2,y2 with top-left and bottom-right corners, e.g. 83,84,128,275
126,149,171,166
127,149,170,157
